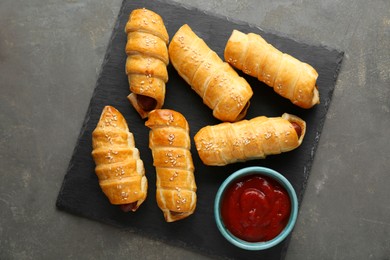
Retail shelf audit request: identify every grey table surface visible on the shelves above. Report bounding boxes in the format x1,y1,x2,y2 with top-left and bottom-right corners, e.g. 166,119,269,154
1,0,389,259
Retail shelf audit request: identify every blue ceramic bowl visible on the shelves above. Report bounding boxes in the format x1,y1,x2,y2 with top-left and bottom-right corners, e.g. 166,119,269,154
214,166,298,250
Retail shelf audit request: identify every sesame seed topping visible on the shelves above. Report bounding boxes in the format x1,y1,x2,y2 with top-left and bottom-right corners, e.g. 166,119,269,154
169,171,179,181
243,66,251,74
103,113,117,127
121,191,128,199
104,133,113,144
165,150,178,166
168,133,175,145
105,152,114,162
243,138,251,145
200,139,214,151
168,114,174,124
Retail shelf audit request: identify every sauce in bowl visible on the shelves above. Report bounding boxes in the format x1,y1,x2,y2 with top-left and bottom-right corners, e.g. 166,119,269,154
221,174,291,242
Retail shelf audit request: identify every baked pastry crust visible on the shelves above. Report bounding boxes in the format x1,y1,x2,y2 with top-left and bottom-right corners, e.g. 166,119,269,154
225,30,319,109
125,8,169,118
145,109,197,222
91,106,147,211
194,113,306,166
168,24,253,122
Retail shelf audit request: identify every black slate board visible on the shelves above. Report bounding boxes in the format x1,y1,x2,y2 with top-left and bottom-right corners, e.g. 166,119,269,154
56,0,344,259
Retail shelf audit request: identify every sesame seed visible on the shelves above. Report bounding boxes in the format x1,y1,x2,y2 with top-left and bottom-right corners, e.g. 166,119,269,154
121,191,128,199
105,153,114,162
169,171,178,181
201,139,214,151
243,138,251,145
168,114,174,124
168,133,175,145
105,133,113,144
243,66,251,74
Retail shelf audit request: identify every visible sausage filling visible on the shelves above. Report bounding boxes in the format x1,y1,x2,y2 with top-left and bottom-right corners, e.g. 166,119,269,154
236,102,250,121
137,95,157,112
291,122,302,139
169,211,185,216
120,202,138,212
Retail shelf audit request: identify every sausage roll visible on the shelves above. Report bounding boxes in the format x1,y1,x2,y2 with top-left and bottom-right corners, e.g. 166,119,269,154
224,30,320,109
168,24,253,122
194,113,306,166
91,106,147,212
125,8,169,118
145,109,197,222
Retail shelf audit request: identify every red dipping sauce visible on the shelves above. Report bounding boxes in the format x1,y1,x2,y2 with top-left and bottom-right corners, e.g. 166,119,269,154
221,174,291,242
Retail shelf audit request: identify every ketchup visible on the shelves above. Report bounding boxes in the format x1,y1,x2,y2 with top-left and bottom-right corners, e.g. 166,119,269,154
221,174,291,242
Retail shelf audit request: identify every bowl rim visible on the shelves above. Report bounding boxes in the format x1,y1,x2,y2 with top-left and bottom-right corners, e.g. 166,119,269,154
214,166,298,250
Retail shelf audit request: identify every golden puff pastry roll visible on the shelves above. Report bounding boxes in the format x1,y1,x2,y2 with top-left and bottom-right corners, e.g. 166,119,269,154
168,24,253,122
91,106,147,212
224,30,320,109
125,8,169,118
194,113,306,166
145,109,197,222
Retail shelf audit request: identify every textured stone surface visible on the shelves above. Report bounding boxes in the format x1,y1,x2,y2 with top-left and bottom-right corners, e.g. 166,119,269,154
1,0,389,259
